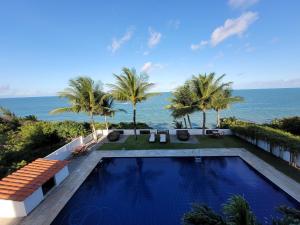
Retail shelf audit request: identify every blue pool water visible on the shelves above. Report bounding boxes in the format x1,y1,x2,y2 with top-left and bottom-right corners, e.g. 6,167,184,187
51,157,299,225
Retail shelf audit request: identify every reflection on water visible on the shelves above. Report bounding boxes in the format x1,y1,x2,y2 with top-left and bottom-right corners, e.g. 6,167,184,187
119,158,163,206
51,157,300,225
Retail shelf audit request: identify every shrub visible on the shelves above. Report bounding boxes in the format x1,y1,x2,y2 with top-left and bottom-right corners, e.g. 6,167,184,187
52,121,90,140
230,123,300,154
267,117,300,136
219,117,250,129
109,122,151,129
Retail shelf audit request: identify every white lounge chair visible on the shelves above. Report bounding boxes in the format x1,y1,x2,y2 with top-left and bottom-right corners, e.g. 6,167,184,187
160,134,167,143
149,133,156,143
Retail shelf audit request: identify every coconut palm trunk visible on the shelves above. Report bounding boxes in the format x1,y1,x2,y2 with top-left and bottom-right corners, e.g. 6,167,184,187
187,114,192,128
202,111,206,135
133,104,137,140
216,109,220,128
90,113,97,141
183,117,187,128
104,115,108,131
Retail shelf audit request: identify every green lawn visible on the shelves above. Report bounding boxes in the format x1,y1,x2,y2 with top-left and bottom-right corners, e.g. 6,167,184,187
98,135,300,183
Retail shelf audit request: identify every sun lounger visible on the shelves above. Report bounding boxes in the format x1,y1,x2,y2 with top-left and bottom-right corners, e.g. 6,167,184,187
149,133,156,143
160,134,167,143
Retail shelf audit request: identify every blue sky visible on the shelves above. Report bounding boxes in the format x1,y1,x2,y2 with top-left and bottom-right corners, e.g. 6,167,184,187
0,0,300,97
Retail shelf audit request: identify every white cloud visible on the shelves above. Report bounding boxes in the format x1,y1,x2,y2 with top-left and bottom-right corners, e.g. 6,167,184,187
211,11,258,46
190,12,258,51
228,0,259,9
143,51,150,56
168,19,181,29
141,62,164,73
141,62,153,73
190,40,209,51
108,27,134,53
148,27,162,48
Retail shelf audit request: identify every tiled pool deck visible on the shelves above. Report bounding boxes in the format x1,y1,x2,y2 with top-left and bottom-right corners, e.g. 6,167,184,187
1,148,299,225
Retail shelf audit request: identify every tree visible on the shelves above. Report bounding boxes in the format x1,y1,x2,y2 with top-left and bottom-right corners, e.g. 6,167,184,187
272,206,300,225
97,94,126,130
212,88,243,128
166,83,196,128
182,203,226,225
108,67,156,139
190,73,231,134
223,195,258,225
50,76,103,140
182,195,258,225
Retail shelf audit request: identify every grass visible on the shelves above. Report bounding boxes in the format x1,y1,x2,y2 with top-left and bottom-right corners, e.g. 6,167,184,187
98,135,300,183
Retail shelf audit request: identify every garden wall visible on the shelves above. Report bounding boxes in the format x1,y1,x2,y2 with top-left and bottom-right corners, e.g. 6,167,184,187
235,133,300,168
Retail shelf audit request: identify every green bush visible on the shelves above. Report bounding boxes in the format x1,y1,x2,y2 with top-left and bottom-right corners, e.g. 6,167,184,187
219,117,250,129
230,123,300,153
109,122,151,129
51,121,91,140
267,117,300,136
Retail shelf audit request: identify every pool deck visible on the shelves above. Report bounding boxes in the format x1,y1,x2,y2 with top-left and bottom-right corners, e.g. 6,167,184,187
1,148,299,225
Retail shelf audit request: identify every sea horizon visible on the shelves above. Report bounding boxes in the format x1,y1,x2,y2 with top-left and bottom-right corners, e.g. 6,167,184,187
1,88,299,129
1,87,300,99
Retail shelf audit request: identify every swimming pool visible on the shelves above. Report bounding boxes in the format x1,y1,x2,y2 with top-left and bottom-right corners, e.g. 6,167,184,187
51,157,299,225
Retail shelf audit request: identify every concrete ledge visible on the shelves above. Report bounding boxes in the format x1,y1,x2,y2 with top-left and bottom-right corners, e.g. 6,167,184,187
2,148,299,225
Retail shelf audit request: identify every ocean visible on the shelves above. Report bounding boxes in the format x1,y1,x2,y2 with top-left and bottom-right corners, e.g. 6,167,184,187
0,88,300,129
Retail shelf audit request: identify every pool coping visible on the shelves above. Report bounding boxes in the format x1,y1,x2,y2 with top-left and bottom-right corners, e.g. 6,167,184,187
2,148,299,225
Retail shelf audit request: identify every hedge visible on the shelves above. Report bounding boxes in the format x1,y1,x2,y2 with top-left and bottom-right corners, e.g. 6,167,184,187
231,124,300,153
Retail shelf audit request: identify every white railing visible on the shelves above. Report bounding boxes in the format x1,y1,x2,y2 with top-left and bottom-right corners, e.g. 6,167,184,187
45,137,83,161
45,130,107,161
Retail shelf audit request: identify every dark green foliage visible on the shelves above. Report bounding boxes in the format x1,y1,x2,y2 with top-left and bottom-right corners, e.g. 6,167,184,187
219,117,250,129
268,117,300,136
109,122,151,129
182,204,226,225
223,195,258,225
0,118,92,179
272,206,300,225
231,123,300,153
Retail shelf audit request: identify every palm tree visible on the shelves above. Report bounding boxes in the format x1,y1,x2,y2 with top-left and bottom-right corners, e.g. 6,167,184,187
166,84,196,128
50,76,103,140
212,88,244,128
223,195,258,225
108,67,156,139
190,73,231,135
97,94,126,130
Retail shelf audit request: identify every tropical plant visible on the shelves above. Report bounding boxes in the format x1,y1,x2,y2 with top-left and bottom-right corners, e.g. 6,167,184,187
50,76,104,140
272,206,300,225
212,88,243,128
182,203,226,225
223,195,258,225
96,94,126,130
166,83,196,128
182,195,258,225
190,73,231,134
108,67,156,139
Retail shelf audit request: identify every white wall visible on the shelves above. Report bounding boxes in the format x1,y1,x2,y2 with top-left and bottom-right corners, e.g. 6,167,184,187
54,166,69,185
234,133,300,166
96,128,232,136
24,188,44,215
45,137,83,161
0,200,27,217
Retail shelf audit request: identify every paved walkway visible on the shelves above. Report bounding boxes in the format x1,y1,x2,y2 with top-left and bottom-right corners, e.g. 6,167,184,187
1,148,299,225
